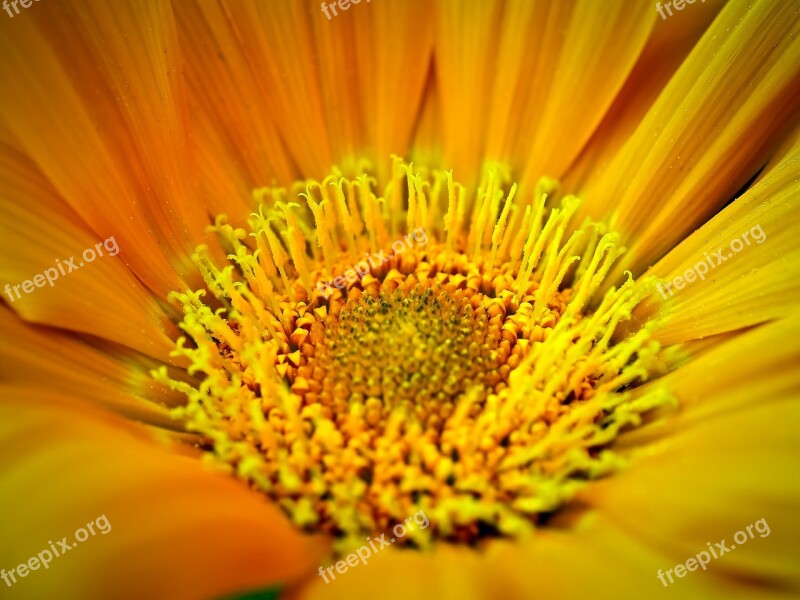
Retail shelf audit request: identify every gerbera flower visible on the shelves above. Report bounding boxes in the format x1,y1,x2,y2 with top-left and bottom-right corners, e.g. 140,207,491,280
1,0,799,599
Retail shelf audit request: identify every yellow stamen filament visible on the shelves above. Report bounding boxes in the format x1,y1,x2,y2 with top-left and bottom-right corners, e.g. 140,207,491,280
154,159,673,552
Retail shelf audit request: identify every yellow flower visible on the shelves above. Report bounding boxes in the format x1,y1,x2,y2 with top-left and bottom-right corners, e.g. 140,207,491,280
1,1,799,599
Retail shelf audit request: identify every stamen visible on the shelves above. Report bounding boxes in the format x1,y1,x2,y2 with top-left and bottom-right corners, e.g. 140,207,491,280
154,159,674,552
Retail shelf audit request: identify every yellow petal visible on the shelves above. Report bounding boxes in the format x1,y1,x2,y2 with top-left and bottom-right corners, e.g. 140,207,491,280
434,0,654,189
485,512,790,600
566,0,725,189
579,0,800,277
649,313,800,427
586,402,800,592
0,388,327,600
638,129,800,345
517,0,654,189
586,316,800,589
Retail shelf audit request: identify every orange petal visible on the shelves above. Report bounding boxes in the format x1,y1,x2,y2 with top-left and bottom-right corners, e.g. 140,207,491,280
171,0,298,220
0,0,208,298
0,388,327,600
0,306,179,427
324,0,434,182
217,1,333,177
0,142,177,360
290,515,767,600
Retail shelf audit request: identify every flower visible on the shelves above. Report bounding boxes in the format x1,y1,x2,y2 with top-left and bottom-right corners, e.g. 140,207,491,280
1,1,799,599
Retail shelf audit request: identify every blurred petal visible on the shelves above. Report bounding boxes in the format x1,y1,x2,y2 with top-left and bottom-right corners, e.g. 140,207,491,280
288,543,488,600
641,314,800,429
289,514,782,600
0,388,327,600
587,403,800,594
586,316,800,591
488,514,797,600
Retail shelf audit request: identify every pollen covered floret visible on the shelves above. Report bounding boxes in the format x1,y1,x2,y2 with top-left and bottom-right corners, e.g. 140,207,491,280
155,157,674,551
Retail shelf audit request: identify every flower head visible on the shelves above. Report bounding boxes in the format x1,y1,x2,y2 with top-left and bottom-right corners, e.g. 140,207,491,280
159,161,675,552
1,1,799,599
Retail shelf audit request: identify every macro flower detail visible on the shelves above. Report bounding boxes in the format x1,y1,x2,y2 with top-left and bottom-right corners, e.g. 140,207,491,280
157,160,674,550
2,1,800,599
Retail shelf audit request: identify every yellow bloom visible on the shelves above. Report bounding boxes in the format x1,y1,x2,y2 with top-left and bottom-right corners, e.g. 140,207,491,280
1,1,799,599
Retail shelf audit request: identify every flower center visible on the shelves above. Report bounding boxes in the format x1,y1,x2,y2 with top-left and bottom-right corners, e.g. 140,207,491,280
156,158,673,551
310,282,516,426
